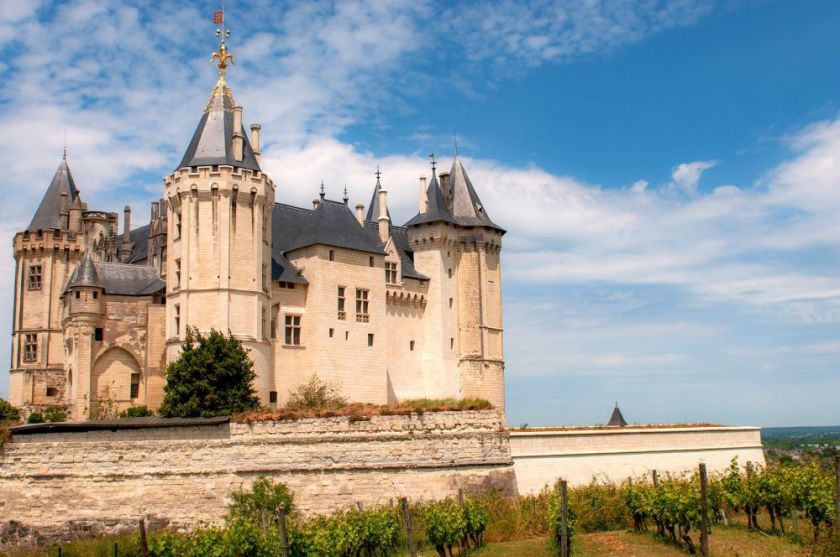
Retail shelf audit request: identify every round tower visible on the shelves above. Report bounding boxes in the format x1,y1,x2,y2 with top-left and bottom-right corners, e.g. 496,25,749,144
163,37,275,402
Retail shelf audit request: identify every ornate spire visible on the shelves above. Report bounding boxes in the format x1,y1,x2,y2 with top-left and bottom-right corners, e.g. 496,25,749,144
343,185,349,205
428,152,436,175
320,180,326,199
211,12,234,79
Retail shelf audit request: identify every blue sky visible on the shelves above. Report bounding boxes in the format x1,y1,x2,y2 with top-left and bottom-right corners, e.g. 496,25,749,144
1,0,838,427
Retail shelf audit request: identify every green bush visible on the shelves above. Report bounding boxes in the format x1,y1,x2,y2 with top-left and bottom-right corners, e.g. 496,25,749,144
286,374,347,410
159,327,260,418
569,477,627,532
228,476,294,528
27,412,44,424
43,406,67,422
0,398,20,422
422,498,467,557
120,405,153,418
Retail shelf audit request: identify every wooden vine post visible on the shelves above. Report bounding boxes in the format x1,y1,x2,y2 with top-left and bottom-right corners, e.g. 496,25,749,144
699,463,710,557
559,480,569,557
401,497,417,557
138,518,149,557
277,508,290,557
652,469,658,486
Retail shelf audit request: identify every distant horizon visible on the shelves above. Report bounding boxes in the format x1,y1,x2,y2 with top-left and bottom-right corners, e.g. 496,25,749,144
2,1,838,426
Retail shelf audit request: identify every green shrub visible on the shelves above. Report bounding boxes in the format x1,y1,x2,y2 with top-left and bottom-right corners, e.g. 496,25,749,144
569,477,628,532
228,476,294,529
43,406,67,422
422,498,467,557
462,497,488,547
120,405,153,418
27,412,44,424
286,374,347,410
0,398,20,422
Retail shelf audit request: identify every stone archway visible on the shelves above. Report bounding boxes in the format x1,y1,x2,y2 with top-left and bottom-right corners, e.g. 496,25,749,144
92,347,141,408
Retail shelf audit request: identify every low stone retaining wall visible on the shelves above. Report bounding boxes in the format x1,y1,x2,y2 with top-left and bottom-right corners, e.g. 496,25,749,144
0,411,516,543
510,426,765,493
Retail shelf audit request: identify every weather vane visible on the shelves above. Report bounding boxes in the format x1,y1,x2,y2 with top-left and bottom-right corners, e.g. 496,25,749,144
428,152,436,174
375,165,381,184
211,9,234,78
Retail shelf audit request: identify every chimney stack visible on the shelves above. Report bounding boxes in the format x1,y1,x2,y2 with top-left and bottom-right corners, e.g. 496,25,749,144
151,201,159,221
313,198,321,210
119,205,133,262
250,123,261,163
232,106,244,162
355,203,365,226
419,176,428,213
378,189,390,244
69,193,82,231
439,172,451,209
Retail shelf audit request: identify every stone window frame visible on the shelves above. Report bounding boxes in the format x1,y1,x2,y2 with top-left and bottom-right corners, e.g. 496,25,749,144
284,314,302,346
130,373,140,399
355,288,369,322
385,262,398,285
27,264,42,290
337,286,346,320
23,334,38,362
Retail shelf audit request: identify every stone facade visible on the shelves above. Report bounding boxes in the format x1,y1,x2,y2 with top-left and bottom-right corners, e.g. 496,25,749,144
509,426,766,493
0,411,516,541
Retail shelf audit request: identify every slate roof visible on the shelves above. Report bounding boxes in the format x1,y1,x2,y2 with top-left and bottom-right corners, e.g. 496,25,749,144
364,221,429,281
365,177,391,222
272,253,308,284
176,77,260,172
607,404,628,427
449,155,505,232
117,224,150,264
404,173,457,227
273,200,385,256
27,156,79,231
65,252,101,289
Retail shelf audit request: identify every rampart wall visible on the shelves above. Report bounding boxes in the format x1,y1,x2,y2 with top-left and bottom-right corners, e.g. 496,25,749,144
510,426,765,493
0,411,516,542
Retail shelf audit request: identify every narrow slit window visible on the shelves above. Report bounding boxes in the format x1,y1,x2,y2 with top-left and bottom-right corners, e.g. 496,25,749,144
130,373,140,399
368,333,374,347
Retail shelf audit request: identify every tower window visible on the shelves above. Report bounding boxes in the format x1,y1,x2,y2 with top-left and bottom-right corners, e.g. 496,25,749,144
410,340,415,351
337,286,346,320
130,373,140,399
174,304,181,334
385,262,398,284
450,337,454,350
94,328,104,341
269,391,278,404
92,291,98,299
369,256,374,267
448,268,452,278
329,328,334,338
75,291,81,299
449,297,453,308
284,315,301,346
329,249,335,261
27,265,42,290
174,211,182,238
23,334,38,362
368,333,374,347
175,258,182,285
345,331,349,341
46,386,58,397
355,289,369,322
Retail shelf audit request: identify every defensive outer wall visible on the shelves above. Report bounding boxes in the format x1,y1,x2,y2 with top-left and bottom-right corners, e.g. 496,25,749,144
0,412,764,542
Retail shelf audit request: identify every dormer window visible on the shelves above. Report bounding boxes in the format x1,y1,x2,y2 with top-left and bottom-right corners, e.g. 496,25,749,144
385,262,398,284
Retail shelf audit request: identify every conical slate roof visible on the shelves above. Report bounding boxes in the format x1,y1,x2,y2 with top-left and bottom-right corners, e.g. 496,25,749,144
607,403,628,427
366,176,391,222
27,156,78,231
176,77,260,172
449,155,504,232
65,252,101,290
404,173,457,227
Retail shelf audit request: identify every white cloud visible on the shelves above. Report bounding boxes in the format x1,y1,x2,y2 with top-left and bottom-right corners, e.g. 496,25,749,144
671,160,718,194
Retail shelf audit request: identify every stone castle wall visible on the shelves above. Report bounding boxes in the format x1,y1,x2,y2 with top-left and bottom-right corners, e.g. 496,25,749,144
510,426,765,493
0,411,516,541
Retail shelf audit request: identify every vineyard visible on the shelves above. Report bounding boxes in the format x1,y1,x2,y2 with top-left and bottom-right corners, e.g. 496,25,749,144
9,458,839,557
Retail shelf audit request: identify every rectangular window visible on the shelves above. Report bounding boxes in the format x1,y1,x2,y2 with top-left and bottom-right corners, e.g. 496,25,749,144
369,256,374,267
174,211,182,238
385,262,398,284
449,297,453,308
448,268,452,278
46,386,58,397
368,333,374,347
94,328,104,341
269,391,278,404
337,286,346,320
278,281,295,289
271,306,278,339
92,291,98,299
262,308,267,340
262,264,267,290
160,247,167,275
27,265,42,290
175,258,181,285
284,315,301,345
329,328,334,338
410,340,415,351
329,249,335,261
450,337,455,350
130,373,140,399
174,304,181,334
75,291,81,300
23,334,38,362
355,289,369,322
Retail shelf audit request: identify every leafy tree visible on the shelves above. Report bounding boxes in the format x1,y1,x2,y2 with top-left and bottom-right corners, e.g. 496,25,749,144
158,327,260,418
0,398,20,422
228,476,295,530
287,374,347,410
26,412,44,424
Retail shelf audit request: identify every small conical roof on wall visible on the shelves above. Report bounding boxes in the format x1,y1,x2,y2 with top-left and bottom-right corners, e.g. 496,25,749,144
27,156,79,231
365,175,391,222
607,403,628,426
65,252,102,291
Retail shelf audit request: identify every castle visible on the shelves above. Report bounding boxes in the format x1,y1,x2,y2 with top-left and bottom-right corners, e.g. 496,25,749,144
8,39,506,420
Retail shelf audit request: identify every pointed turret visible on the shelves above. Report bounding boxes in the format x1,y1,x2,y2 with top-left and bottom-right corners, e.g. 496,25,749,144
405,173,457,227
448,154,504,232
607,403,628,427
65,252,102,291
366,169,391,223
176,45,260,171
27,155,79,231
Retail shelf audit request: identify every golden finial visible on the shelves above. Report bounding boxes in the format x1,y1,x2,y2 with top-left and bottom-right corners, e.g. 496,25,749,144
211,11,234,78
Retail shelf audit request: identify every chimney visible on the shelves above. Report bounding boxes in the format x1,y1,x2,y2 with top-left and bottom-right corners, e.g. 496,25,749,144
151,201,159,221
159,197,167,220
250,123,261,163
232,106,244,162
59,192,69,230
419,176,428,213
69,192,82,231
378,189,390,243
439,172,451,209
355,203,365,225
313,198,321,210
119,205,133,262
